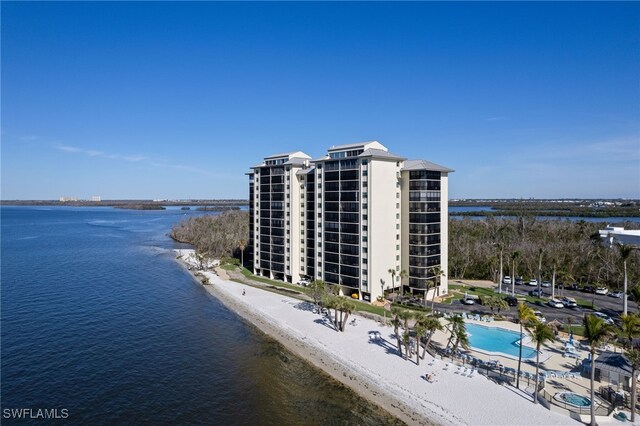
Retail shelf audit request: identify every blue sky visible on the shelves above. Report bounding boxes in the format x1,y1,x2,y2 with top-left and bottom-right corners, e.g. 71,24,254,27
2,1,639,200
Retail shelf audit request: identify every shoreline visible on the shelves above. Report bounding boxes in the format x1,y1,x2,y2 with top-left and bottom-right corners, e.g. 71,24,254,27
174,254,430,425
174,249,578,426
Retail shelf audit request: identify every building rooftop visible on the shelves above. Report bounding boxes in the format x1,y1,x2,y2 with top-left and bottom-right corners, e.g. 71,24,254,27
402,159,455,173
358,148,405,161
264,151,311,160
327,141,387,152
595,351,632,376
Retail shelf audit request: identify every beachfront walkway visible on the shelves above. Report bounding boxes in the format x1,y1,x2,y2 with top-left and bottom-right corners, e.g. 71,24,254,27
194,268,578,426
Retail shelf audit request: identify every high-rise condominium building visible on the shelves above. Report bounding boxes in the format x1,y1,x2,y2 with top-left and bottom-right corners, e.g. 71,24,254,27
248,141,453,303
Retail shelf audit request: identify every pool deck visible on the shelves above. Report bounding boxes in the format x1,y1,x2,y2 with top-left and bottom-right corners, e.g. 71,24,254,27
429,316,624,419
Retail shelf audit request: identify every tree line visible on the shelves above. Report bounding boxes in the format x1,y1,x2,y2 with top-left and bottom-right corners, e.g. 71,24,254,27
170,211,249,260
449,217,639,288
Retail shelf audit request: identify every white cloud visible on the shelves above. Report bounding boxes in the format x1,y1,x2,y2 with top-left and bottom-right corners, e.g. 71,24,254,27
53,143,216,177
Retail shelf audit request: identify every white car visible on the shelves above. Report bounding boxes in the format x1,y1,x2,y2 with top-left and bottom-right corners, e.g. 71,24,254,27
503,276,512,285
298,278,311,286
595,287,609,295
527,279,538,286
593,312,614,324
534,311,547,323
462,298,475,305
547,298,564,308
609,291,624,298
541,281,551,288
561,297,578,308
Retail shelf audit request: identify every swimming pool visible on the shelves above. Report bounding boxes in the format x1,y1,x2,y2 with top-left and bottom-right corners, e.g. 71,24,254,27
554,392,591,407
466,323,537,359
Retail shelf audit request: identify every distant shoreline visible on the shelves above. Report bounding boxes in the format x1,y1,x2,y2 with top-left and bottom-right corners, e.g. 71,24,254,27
0,199,249,207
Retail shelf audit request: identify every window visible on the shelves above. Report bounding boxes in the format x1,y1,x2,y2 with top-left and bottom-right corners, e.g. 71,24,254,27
363,192,368,198
363,247,368,254
363,258,368,264
396,234,399,240
362,170,368,176
396,265,400,271
363,236,368,242
396,193,400,198
363,182,368,188
396,255,400,261
396,213,399,219
396,224,400,229
396,245,400,250
396,203,399,209
363,214,368,220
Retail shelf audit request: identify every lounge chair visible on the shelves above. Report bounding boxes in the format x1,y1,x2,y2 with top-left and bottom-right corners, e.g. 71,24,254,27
468,369,477,378
614,412,628,422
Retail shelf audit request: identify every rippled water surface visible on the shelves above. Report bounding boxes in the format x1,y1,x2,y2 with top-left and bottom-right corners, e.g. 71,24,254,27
1,207,402,425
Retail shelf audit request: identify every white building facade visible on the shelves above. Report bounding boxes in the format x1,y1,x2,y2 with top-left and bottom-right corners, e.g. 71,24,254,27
248,141,453,303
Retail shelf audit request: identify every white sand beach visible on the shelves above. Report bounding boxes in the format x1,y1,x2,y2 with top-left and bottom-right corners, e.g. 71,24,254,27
175,250,579,426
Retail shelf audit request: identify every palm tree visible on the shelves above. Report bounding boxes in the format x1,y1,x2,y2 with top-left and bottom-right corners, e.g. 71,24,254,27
583,314,615,426
530,322,555,404
324,296,338,330
511,251,521,296
516,302,536,388
626,349,640,422
619,244,635,316
422,316,443,358
618,314,640,422
339,299,356,331
446,315,465,349
551,257,558,300
618,313,640,349
399,269,408,294
391,308,405,358
452,322,470,352
537,248,544,296
388,268,398,296
309,280,326,312
239,239,247,268
414,321,427,365
429,265,445,312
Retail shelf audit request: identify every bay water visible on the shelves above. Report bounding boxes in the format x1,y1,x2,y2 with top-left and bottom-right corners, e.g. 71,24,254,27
1,206,401,425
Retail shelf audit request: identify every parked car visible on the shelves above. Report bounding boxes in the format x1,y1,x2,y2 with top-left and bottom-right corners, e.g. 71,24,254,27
593,312,614,324
298,278,311,286
582,285,595,293
503,275,512,285
534,311,547,323
609,291,624,298
547,298,564,308
529,289,546,297
541,281,551,288
556,283,564,289
595,287,609,295
569,283,580,291
527,279,538,287
504,296,518,306
515,277,524,286
561,297,578,308
462,297,475,305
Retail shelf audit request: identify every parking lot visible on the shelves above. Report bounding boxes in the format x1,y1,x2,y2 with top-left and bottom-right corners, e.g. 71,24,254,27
438,283,636,325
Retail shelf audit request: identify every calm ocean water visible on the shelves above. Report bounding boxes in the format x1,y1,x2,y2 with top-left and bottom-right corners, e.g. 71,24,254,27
1,207,401,425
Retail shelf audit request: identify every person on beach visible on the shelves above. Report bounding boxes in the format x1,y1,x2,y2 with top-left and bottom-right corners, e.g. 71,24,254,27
242,289,246,296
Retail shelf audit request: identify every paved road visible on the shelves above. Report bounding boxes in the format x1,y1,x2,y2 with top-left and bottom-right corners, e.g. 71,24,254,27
438,284,637,325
